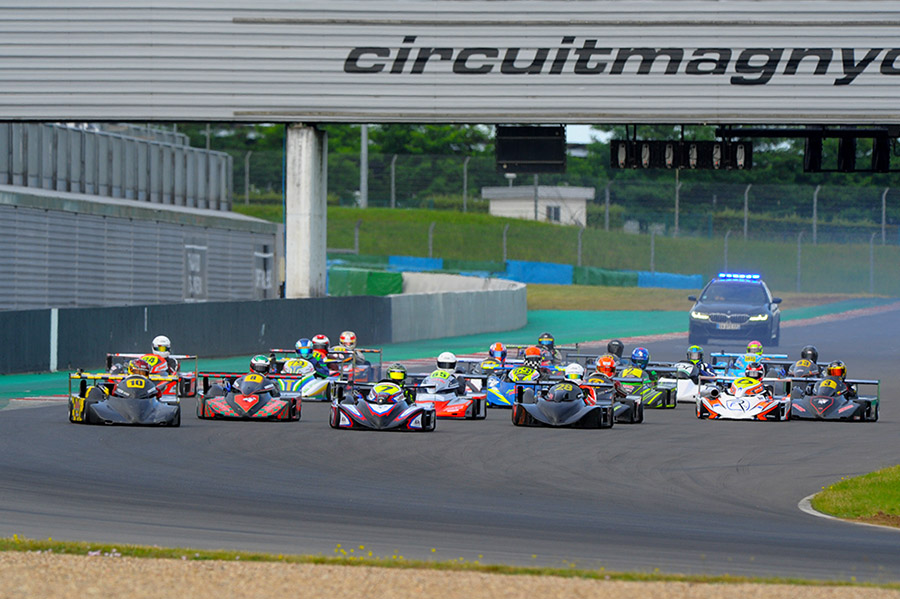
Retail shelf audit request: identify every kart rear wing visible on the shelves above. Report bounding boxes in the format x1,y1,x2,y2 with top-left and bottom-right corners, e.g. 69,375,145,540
69,371,179,397
197,370,314,394
781,376,880,399
106,352,198,373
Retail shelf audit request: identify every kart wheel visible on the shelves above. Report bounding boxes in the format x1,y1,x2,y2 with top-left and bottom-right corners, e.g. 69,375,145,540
635,403,644,424
329,406,339,428
870,403,879,422
171,409,181,427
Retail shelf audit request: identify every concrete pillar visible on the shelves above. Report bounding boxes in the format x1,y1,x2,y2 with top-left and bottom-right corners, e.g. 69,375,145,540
285,124,327,298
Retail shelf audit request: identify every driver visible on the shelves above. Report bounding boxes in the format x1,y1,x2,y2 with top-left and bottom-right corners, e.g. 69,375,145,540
232,355,280,397
436,352,468,395
606,339,625,366
825,360,856,398
502,346,544,383
587,354,617,382
686,345,716,379
788,345,821,377
113,358,160,398
293,338,330,378
538,332,562,364
151,335,179,375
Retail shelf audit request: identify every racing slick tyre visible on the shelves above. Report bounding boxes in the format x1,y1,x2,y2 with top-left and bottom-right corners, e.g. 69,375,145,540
869,403,879,422
634,403,644,424
171,409,181,427
329,406,340,429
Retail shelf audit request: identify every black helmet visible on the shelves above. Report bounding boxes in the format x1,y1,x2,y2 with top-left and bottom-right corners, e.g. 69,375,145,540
547,382,583,403
800,345,818,363
250,354,271,374
607,339,624,358
538,332,555,349
386,363,407,384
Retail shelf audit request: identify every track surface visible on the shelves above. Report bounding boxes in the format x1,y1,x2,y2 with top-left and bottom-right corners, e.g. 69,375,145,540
1,309,899,583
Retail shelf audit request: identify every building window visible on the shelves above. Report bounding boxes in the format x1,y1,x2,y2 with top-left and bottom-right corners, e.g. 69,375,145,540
546,205,560,222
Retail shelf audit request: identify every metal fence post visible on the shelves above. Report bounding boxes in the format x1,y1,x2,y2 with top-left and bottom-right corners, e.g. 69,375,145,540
870,232,877,294
604,181,610,232
796,231,804,292
882,187,888,245
577,226,585,267
502,223,509,262
650,229,656,273
812,184,820,245
428,221,436,258
674,171,681,237
244,150,252,205
743,184,751,240
354,219,362,254
463,156,470,213
390,154,397,208
723,229,732,271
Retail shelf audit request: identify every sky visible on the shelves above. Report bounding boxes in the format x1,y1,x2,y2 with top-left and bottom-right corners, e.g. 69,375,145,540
566,124,613,145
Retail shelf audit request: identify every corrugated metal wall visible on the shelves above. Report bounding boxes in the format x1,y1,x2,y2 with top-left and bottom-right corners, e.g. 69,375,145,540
1,1,899,124
0,202,277,311
0,123,231,210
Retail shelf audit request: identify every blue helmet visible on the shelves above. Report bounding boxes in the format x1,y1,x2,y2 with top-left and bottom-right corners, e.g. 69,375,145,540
631,347,650,369
295,338,313,358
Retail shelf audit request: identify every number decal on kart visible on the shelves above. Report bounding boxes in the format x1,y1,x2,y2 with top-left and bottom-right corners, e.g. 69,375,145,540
558,383,574,392
431,370,451,379
126,378,146,388
143,355,160,366
820,379,837,388
797,359,812,367
244,374,264,383
510,367,536,382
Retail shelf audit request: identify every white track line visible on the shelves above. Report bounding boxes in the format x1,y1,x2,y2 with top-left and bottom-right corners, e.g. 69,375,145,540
798,493,900,533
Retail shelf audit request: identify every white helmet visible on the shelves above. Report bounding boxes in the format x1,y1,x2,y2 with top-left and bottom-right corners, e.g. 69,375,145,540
564,362,585,381
152,335,171,358
437,351,457,371
339,330,357,350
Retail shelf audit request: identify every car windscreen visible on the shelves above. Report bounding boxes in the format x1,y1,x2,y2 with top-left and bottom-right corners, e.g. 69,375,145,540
699,281,768,304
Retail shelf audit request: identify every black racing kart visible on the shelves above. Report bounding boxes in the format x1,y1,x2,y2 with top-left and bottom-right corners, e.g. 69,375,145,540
197,372,301,421
68,372,181,426
789,376,879,422
512,381,615,429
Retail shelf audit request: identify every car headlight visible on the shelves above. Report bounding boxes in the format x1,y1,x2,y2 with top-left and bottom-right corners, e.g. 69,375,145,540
749,314,769,321
690,311,710,320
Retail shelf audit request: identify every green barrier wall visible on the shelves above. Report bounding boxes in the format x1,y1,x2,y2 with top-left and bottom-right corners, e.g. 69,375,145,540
573,266,639,287
328,267,403,296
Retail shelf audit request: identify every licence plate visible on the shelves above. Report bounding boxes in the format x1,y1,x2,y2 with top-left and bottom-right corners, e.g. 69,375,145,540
717,323,741,330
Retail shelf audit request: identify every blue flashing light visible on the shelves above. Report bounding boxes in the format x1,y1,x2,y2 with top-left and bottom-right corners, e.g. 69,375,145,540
717,273,761,280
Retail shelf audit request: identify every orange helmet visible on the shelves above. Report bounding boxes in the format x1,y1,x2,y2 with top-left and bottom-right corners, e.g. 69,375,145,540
595,354,616,378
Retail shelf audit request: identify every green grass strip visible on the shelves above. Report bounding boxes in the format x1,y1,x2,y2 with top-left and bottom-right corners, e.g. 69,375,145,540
1,536,896,588
811,465,900,525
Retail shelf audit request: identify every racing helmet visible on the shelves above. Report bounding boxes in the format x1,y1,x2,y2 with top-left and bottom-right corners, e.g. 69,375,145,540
687,345,704,364
631,347,650,369
607,339,624,359
538,332,555,350
128,358,150,377
437,351,457,371
745,362,765,380
312,334,330,353
152,335,171,359
827,360,846,380
548,382,583,403
386,363,407,384
595,354,616,378
488,342,507,362
295,338,313,358
800,345,819,363
250,355,271,374
368,382,403,405
523,346,542,368
564,362,585,381
747,340,763,355
339,330,357,350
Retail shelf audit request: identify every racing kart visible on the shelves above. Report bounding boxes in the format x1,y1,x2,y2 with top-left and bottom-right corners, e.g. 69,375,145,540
652,361,710,404
696,375,790,421
789,376,879,421
68,372,181,426
196,372,301,421
485,364,543,407
106,352,198,399
512,381,615,429
710,351,788,378
615,367,677,409
413,369,487,419
329,381,436,432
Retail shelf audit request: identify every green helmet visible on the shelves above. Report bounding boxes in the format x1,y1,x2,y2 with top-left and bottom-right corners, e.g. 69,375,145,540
386,363,407,383
687,345,704,364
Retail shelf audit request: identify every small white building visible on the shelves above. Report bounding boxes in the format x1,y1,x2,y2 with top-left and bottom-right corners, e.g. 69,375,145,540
481,185,594,227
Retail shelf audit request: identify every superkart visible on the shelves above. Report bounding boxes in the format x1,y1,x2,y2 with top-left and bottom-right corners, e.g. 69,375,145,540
512,381,615,429
412,369,487,419
197,372,301,421
696,375,790,421
789,376,879,421
68,372,181,426
329,381,436,432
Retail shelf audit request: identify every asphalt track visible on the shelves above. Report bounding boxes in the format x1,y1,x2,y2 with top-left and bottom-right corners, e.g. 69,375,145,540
1,307,899,583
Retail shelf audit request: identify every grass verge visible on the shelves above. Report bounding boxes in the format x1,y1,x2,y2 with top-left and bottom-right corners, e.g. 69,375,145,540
1,536,896,588
811,466,900,528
